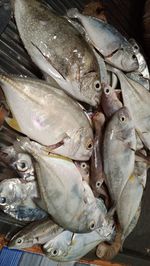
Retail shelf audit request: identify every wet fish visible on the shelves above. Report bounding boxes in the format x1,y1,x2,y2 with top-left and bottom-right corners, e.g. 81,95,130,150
0,145,35,181
103,107,136,203
126,72,150,91
14,0,101,106
0,74,93,160
17,137,105,233
117,160,147,235
43,199,114,262
114,70,150,150
0,178,48,221
90,112,109,205
101,83,122,118
67,9,138,72
9,218,63,249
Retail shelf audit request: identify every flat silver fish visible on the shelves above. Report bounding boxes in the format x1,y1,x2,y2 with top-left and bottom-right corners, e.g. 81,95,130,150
0,178,48,221
17,137,105,233
14,0,101,106
67,9,138,72
0,74,93,161
103,107,136,203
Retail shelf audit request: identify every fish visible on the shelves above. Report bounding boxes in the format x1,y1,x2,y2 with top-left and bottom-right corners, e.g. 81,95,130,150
106,65,150,150
0,145,35,181
103,107,136,203
101,83,122,118
67,8,138,72
9,218,63,249
0,74,93,161
0,178,48,221
13,0,101,106
126,72,150,91
90,112,110,205
16,137,105,233
43,199,115,262
117,160,147,235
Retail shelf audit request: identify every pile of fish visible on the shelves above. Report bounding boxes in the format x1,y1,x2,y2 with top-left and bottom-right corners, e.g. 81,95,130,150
0,0,149,262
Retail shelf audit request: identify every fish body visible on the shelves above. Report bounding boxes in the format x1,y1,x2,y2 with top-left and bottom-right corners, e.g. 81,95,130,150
9,218,63,249
0,178,48,221
17,138,105,233
0,75,93,160
117,160,147,235
14,0,101,106
43,200,114,262
67,9,138,71
126,72,149,91
103,107,136,203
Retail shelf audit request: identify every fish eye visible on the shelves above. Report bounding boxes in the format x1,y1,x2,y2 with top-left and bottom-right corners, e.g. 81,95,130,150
134,45,138,50
120,115,126,122
132,54,136,59
104,87,110,95
94,80,101,91
52,249,58,256
86,140,93,150
89,221,95,230
0,197,6,204
81,162,87,169
16,160,28,172
96,181,101,188
16,238,23,245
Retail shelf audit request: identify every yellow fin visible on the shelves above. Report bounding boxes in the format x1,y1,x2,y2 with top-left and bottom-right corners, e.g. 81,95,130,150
5,117,22,133
129,175,135,182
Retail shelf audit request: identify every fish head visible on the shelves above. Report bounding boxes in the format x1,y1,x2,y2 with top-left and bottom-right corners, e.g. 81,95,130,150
9,234,31,249
80,72,101,106
112,107,133,133
0,179,19,208
107,45,139,72
12,153,35,181
75,161,90,183
43,232,71,261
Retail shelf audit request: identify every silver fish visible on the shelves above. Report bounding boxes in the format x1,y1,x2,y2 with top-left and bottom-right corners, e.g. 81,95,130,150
0,145,35,181
17,137,105,233
0,74,93,161
126,72,150,91
103,107,136,203
9,218,63,249
14,0,101,106
74,161,90,184
106,65,150,150
67,9,138,72
43,200,114,262
0,178,48,221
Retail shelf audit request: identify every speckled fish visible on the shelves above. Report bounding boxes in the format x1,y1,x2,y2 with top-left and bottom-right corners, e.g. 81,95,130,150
117,160,147,236
101,83,122,118
0,75,93,161
9,218,63,249
67,9,138,72
13,0,101,106
0,178,48,221
17,137,105,233
90,112,109,205
43,199,114,262
103,107,136,203
0,145,35,181
111,69,150,150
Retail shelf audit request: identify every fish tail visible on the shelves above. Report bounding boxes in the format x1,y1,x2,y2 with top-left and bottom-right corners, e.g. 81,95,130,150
67,8,79,19
96,224,122,260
